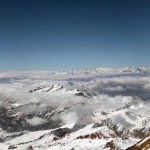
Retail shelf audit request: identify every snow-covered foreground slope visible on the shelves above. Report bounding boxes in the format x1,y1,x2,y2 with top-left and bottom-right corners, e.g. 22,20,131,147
0,67,150,150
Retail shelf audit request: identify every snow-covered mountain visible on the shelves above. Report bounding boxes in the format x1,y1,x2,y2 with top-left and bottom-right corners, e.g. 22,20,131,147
0,67,150,150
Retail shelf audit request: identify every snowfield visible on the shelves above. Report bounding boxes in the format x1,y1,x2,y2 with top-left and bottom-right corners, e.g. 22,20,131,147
0,67,150,150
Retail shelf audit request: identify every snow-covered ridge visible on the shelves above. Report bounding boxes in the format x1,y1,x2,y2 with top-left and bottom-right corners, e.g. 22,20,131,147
0,66,150,78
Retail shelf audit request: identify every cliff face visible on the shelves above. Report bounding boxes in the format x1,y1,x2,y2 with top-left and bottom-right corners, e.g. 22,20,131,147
126,134,150,150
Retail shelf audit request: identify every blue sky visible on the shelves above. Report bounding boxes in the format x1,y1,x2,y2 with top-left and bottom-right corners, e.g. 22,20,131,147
0,0,150,71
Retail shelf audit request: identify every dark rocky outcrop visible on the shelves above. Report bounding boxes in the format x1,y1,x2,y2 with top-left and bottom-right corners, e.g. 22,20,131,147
0,105,62,133
8,145,17,149
103,140,120,150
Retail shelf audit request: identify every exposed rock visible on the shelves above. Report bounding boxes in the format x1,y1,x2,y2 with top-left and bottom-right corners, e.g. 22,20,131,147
51,127,71,138
126,134,150,150
27,145,33,150
52,137,59,141
0,137,4,143
8,145,17,149
103,140,120,150
76,129,116,140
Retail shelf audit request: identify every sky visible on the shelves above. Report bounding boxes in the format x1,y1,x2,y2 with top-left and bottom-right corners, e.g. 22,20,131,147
0,0,150,71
